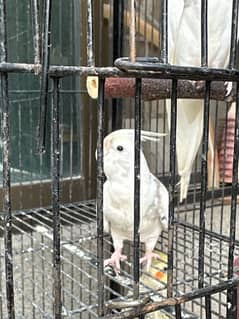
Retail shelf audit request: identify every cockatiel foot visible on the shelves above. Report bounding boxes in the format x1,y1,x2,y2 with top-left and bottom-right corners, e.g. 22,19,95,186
140,251,161,271
104,249,127,274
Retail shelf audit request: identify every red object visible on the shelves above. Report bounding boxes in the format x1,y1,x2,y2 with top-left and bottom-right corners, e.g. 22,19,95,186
219,116,235,183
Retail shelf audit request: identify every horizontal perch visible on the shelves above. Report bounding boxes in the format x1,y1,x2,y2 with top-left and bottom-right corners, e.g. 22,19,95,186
87,76,234,101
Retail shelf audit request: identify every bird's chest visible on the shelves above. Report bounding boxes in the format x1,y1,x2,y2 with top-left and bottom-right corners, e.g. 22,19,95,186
105,195,134,231
104,187,156,237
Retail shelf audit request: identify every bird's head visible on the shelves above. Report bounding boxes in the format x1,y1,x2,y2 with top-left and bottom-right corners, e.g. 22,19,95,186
97,129,166,180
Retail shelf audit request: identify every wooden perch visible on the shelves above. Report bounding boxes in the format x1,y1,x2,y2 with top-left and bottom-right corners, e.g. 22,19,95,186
87,76,231,101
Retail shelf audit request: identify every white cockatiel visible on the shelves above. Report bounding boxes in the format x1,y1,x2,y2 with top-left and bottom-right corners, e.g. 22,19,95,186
102,129,168,272
168,0,234,201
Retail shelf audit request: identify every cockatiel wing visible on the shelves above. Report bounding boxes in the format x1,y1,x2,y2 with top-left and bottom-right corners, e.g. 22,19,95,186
153,175,169,231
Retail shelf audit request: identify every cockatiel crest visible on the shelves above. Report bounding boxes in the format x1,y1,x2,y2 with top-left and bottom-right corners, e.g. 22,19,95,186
101,129,168,272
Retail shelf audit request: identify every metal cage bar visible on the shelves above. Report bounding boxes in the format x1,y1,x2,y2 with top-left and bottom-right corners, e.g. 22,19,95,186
229,0,239,69
198,80,211,289
97,77,105,317
0,0,15,317
38,0,52,152
87,0,95,67
167,79,177,298
52,77,62,319
201,0,208,67
160,0,168,63
133,78,142,299
227,82,239,319
30,0,41,65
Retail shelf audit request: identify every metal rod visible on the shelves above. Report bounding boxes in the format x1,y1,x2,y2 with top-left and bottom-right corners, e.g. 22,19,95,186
229,0,239,69
111,0,124,130
38,0,52,152
52,77,62,319
30,0,41,65
1,61,239,82
201,0,208,67
198,81,211,289
87,0,94,66
103,278,239,319
175,304,182,319
160,0,168,63
133,78,142,299
97,77,105,316
130,0,136,63
0,0,15,317
227,82,239,319
205,295,212,319
167,79,177,298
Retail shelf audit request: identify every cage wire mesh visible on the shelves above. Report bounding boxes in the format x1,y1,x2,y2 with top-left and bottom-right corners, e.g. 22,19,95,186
0,0,239,319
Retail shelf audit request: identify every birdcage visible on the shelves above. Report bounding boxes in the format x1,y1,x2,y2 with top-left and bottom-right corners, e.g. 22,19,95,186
0,1,238,319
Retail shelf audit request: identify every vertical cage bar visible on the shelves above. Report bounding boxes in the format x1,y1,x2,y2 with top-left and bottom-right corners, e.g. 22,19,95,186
111,0,124,130
205,295,212,319
0,0,15,318
229,0,239,69
167,79,177,298
130,0,136,63
175,304,182,319
227,82,239,319
160,0,168,64
201,0,208,67
30,0,41,65
52,77,62,319
97,78,105,316
133,78,142,299
38,0,52,152
198,81,211,289
87,0,94,66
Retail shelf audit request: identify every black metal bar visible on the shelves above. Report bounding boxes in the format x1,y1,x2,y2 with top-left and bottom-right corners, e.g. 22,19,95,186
52,77,62,319
30,0,41,65
201,0,208,67
167,79,177,298
97,78,105,316
0,0,15,318
133,78,141,300
227,82,239,319
160,0,168,63
229,0,239,69
87,0,94,67
38,0,52,152
103,278,239,319
205,295,212,319
175,304,182,319
198,81,211,289
176,219,239,247
2,61,239,82
111,0,124,130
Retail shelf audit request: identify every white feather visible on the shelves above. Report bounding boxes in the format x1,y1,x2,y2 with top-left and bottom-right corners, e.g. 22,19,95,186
167,0,234,202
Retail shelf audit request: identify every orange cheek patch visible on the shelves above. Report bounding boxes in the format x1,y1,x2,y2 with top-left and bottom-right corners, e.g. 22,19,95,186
104,138,112,153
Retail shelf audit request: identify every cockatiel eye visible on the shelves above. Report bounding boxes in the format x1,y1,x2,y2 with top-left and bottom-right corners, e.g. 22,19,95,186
116,145,124,151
